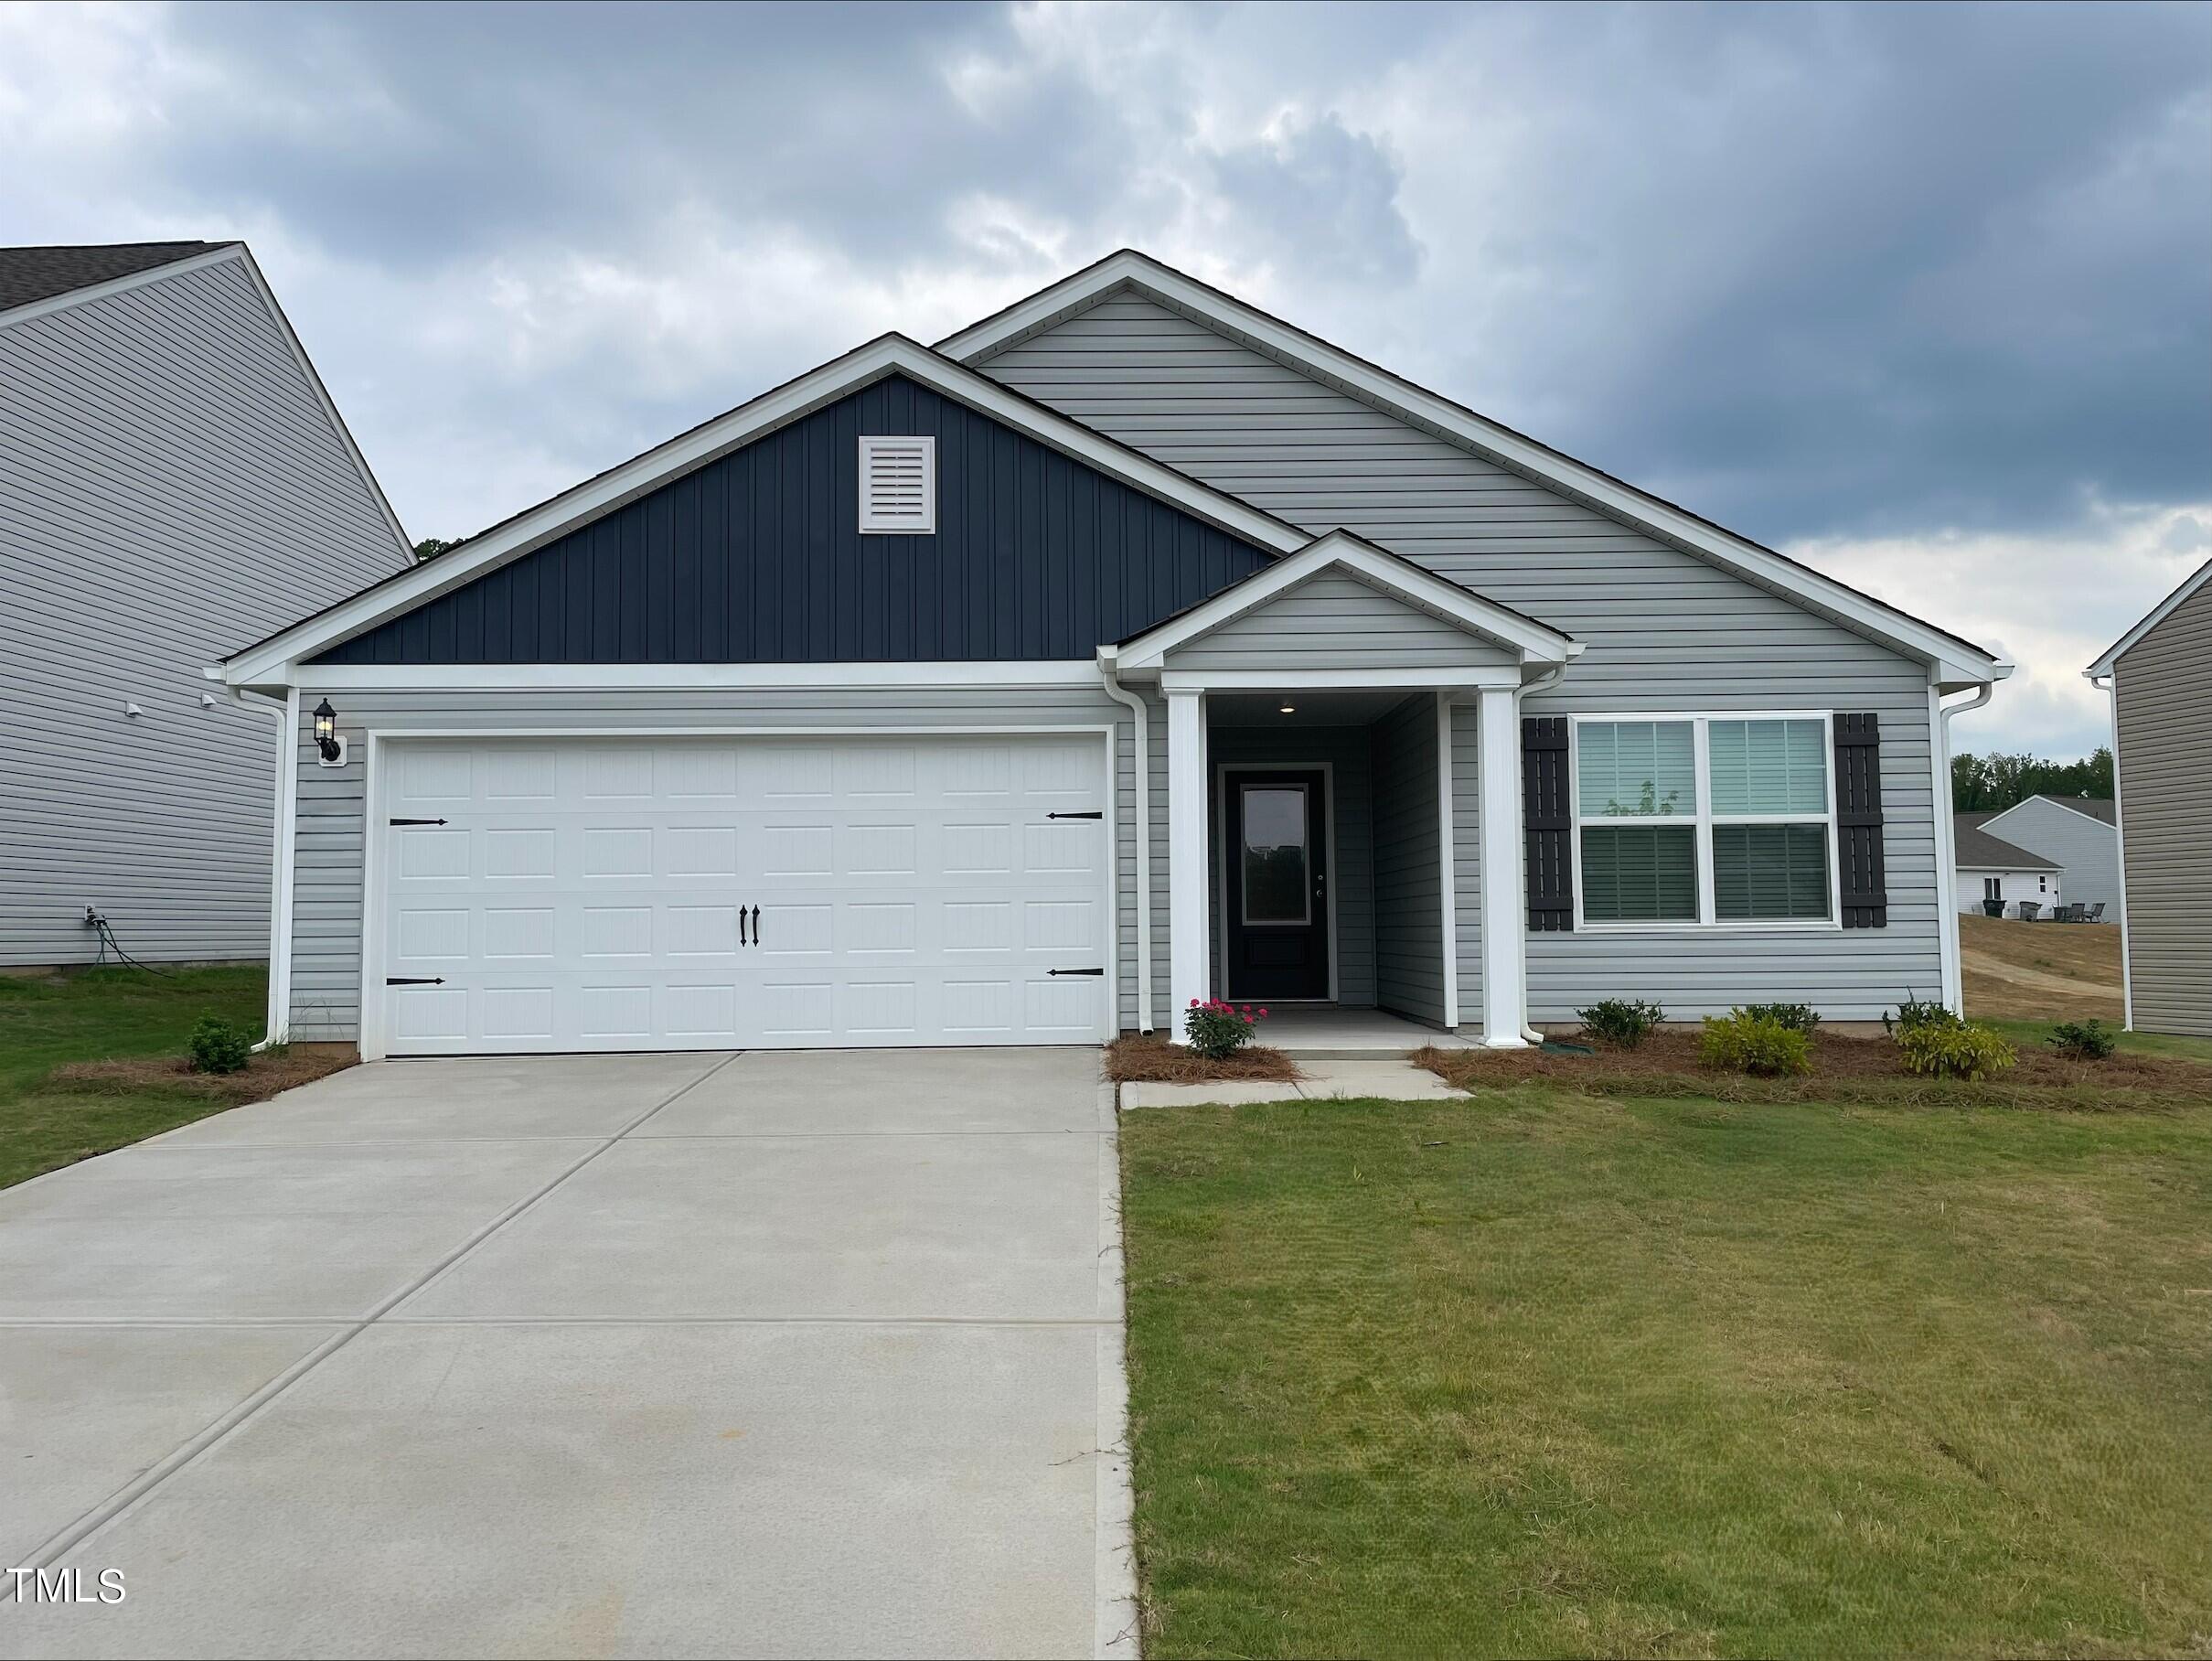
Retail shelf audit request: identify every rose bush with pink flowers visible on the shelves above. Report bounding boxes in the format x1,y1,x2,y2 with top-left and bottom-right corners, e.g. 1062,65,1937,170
1183,996,1269,1060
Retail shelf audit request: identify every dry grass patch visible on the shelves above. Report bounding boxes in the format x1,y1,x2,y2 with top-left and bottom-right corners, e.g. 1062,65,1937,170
50,1046,354,1106
1105,1034,1302,1084
1415,1025,2212,1110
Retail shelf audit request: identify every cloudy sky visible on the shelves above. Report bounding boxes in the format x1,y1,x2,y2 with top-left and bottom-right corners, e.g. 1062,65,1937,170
5,1,2207,755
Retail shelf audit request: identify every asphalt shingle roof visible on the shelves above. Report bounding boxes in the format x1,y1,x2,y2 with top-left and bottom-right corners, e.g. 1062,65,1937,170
0,241,232,316
1955,810,2063,871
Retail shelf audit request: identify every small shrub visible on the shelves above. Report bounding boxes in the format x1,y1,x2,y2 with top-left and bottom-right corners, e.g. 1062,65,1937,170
187,1015,253,1076
1740,1002,1820,1034
1897,1020,2015,1082
2046,1019,2119,1061
1576,998,1665,1047
1701,1009,1813,1077
1884,994,1961,1035
1183,998,1268,1061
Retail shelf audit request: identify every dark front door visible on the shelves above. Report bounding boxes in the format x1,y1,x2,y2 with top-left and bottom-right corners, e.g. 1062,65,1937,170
1224,769,1330,1001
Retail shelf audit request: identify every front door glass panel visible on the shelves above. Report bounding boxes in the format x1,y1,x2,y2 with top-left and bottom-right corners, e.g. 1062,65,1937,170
1241,785,1309,924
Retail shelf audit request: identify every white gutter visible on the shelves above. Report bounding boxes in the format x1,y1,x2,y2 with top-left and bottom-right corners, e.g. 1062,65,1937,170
230,686,298,1049
1097,651,1154,1033
1934,679,1996,1015
1512,665,1568,1044
2088,669,2132,1029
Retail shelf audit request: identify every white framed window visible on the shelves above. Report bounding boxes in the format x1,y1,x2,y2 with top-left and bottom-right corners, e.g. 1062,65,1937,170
858,434,936,534
1569,713,1841,930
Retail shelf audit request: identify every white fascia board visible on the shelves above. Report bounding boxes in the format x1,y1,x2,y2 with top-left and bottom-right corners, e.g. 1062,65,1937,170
1161,667,1522,691
945,252,2007,680
219,335,1308,688
1117,530,1573,671
0,244,246,335
294,660,1106,691
2086,555,2212,675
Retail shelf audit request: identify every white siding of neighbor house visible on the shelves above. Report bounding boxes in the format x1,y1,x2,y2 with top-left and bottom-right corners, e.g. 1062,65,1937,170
1955,866,2058,917
1977,798,2121,918
976,287,1948,1021
2113,577,2212,1036
1,253,408,966
287,685,1167,1042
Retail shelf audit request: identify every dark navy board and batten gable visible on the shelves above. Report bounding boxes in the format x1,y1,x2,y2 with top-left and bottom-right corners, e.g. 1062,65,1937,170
314,374,1275,665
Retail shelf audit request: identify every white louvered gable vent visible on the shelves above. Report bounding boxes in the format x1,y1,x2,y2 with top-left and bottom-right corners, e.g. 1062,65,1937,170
858,434,936,534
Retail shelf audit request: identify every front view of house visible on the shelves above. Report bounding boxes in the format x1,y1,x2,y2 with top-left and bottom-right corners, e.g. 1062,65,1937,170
215,252,2009,1058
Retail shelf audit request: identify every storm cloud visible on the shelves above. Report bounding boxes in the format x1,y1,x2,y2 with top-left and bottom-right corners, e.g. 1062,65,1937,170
3,0,2206,753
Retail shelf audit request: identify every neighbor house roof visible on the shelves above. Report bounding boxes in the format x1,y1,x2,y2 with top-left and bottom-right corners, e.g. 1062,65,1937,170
1953,812,2062,872
2086,556,2212,676
0,241,237,316
941,249,2010,687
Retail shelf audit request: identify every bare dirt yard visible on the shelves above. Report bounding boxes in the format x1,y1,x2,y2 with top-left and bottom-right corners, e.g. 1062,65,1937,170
1961,911,2123,1022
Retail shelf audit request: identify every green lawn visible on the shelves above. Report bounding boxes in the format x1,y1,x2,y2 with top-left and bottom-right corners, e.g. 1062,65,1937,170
1118,1089,2212,1658
1983,1014,2212,1066
0,966,270,1189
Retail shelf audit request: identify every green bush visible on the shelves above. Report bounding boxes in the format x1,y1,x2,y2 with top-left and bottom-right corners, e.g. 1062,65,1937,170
1884,994,1961,1035
1701,1009,1814,1077
187,1015,253,1076
2046,1019,2119,1061
1741,1002,1820,1034
1897,1020,2015,1082
1576,999,1665,1047
1183,998,1268,1061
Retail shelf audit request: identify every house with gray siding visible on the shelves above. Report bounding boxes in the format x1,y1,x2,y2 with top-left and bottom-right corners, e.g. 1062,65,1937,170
210,250,2010,1058
2,241,413,975
2089,558,2212,1035
1969,794,2119,919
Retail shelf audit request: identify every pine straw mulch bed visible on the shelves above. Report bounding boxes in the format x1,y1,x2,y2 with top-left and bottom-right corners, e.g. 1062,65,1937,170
1104,1034,1303,1084
1416,1027,2212,1111
48,1047,356,1107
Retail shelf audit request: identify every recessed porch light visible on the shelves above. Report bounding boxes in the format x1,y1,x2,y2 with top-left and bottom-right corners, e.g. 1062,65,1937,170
1279,702,1297,714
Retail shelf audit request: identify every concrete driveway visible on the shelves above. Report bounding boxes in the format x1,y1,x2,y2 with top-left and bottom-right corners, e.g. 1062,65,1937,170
0,1049,1134,1659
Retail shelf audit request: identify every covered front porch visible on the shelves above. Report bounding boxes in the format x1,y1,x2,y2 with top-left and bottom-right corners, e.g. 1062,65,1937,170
1106,530,1582,1049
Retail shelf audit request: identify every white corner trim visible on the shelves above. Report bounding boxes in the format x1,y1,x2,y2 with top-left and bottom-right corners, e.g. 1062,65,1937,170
219,335,1308,687
294,660,1108,691
2105,670,2133,1029
1119,530,1575,671
1165,689,1210,1041
2086,555,2212,676
942,252,2007,679
1475,687,1528,1047
1434,691,1459,1030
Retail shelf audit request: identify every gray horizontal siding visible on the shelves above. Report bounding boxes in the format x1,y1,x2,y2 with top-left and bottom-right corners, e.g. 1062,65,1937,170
1209,723,1376,1007
2114,578,2212,1035
286,684,1168,1042
0,254,408,965
979,288,1947,1019
1371,692,1445,1025
1977,797,2121,916
1167,569,1513,671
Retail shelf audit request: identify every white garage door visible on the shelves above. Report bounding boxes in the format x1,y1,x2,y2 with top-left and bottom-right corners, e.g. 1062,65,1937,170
370,734,1111,1055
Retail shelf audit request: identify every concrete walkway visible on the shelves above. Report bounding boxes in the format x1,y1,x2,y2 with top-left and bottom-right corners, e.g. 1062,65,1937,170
0,1049,1134,1659
1121,1056,1469,1108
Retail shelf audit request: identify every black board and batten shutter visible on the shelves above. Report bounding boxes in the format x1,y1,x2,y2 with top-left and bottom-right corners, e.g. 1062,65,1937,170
1833,713,1888,928
1523,716,1574,931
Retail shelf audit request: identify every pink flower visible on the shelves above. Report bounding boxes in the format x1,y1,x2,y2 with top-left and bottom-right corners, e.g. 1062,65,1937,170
1257,1008,1269,1018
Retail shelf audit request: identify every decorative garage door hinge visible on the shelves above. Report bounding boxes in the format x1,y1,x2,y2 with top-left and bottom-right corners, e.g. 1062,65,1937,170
388,818,448,826
1046,967,1105,976
1044,810,1102,820
385,976,446,985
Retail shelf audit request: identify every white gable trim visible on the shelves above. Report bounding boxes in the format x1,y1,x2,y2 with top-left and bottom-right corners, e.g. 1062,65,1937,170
1978,795,2118,840
2086,555,2212,676
217,334,1310,688
943,252,2007,682
1111,530,1577,674
0,243,242,333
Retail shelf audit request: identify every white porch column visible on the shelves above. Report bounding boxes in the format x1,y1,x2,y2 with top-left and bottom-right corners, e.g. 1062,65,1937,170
1477,686,1531,1048
1166,687,1211,1043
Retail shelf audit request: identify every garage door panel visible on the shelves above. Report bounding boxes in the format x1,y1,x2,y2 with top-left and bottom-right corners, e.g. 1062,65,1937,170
378,735,1108,1055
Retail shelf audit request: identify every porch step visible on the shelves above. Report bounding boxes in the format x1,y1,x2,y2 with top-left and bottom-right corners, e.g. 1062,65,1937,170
1259,1011,1481,1061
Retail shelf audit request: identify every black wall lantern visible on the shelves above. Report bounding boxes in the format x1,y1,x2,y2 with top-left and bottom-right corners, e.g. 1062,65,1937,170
312,699,344,764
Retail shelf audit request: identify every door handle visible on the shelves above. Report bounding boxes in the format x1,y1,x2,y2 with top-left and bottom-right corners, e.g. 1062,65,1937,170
750,905,761,946
739,907,749,948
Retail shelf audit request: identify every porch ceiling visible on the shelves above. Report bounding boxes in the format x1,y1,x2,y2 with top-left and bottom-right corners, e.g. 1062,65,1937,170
1208,690,1413,725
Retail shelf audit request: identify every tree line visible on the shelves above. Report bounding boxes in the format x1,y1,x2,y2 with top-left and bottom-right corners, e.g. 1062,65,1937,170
1951,749,2111,812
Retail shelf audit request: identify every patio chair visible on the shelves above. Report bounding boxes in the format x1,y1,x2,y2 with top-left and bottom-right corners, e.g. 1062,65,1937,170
2014,901,2041,921
2085,901,2106,922
2060,903,2087,923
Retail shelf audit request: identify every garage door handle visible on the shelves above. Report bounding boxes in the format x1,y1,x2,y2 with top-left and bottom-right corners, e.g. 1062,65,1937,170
1045,810,1102,820
749,905,761,945
739,908,748,947
389,818,448,827
386,976,445,985
1047,967,1104,977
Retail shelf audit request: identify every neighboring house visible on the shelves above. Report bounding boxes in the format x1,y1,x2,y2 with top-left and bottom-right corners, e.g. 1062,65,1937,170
1,241,412,970
1952,811,2060,916
1973,795,2120,919
210,251,2010,1057
2088,558,2212,1036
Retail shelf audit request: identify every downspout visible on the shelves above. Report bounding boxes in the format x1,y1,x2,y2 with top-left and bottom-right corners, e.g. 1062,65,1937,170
2088,669,2132,1029
1097,649,1154,1033
1512,663,1568,1045
229,683,296,1050
1935,680,1995,1017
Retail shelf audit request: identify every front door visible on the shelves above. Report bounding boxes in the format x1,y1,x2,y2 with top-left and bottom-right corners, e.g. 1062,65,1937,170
1224,769,1330,1001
